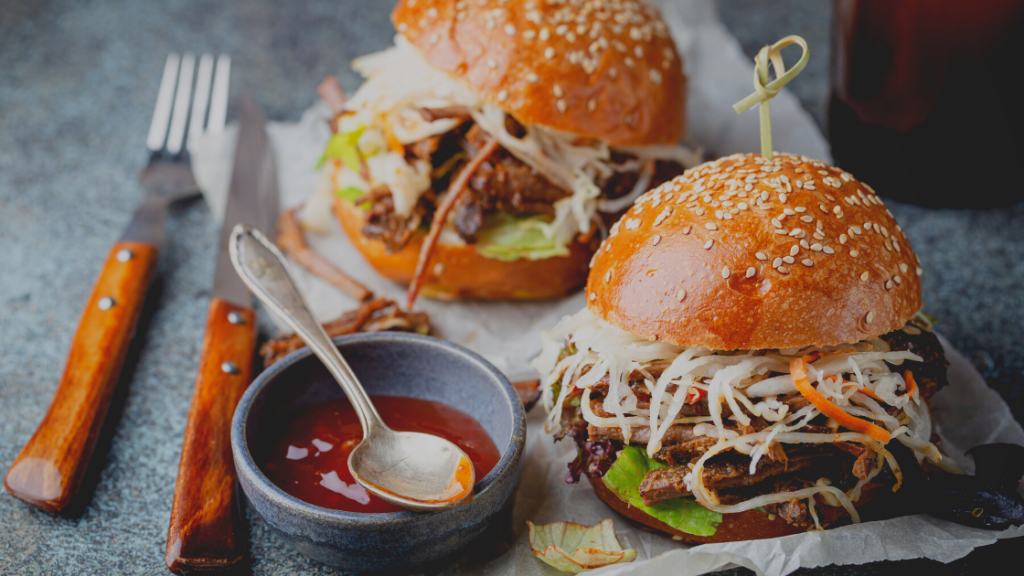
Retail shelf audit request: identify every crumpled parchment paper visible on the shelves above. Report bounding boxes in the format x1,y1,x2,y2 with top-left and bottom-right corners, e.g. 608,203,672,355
190,1,1023,574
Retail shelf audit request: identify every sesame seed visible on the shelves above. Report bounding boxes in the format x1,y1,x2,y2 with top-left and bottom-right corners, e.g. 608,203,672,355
779,193,788,202
916,267,923,276
823,246,835,254
705,222,718,230
722,267,731,279
794,206,807,213
771,218,783,228
487,58,498,68
539,28,550,41
545,47,555,59
676,289,687,302
746,267,756,278
800,215,814,223
784,208,796,216
850,249,860,257
900,263,908,273
526,72,540,83
397,23,408,32
590,292,597,301
773,258,783,268
429,32,440,44
867,311,875,323
683,225,692,234
802,259,814,267
625,57,635,67
624,218,640,230
885,279,893,290
504,24,516,35
783,256,795,264
774,228,789,235
604,271,611,282
553,84,563,97
861,271,869,281
496,90,508,102
587,98,596,111
790,245,800,256
556,99,567,113
839,234,848,244
652,234,661,245
426,7,438,17
778,265,790,274
433,262,444,275
523,29,536,40
649,69,662,84
755,252,767,261
704,240,714,250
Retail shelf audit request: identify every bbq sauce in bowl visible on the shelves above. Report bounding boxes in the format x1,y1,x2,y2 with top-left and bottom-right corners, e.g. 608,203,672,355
259,395,500,513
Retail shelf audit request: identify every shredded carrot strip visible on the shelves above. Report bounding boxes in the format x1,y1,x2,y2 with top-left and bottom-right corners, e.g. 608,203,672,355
903,370,918,398
405,137,500,309
791,356,891,444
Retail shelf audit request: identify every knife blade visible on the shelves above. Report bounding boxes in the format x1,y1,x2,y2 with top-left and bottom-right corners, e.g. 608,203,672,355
165,95,278,573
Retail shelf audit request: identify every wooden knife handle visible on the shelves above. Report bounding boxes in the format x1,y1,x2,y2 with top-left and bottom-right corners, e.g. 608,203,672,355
4,241,158,513
166,297,257,573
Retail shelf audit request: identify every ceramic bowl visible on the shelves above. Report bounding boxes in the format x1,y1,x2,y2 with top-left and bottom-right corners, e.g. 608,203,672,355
231,332,526,572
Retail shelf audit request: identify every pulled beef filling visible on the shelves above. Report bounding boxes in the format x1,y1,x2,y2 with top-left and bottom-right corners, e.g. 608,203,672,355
359,115,685,252
558,326,948,527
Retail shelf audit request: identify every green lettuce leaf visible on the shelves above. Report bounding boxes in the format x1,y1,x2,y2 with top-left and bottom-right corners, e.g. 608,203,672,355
317,127,365,171
334,186,364,202
602,446,722,537
475,213,570,262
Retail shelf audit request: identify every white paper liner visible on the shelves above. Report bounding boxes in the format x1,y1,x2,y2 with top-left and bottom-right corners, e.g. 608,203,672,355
190,1,1022,574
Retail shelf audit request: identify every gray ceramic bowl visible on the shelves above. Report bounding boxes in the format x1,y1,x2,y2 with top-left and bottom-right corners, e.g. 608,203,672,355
231,332,526,572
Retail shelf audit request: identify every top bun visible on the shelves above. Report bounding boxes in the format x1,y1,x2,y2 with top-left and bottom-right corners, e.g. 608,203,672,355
587,153,923,350
392,0,685,146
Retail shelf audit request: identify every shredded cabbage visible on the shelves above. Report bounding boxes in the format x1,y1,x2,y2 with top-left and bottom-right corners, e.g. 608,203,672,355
535,308,943,520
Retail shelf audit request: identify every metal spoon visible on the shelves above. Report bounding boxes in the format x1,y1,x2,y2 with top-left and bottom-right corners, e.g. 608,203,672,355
228,225,474,511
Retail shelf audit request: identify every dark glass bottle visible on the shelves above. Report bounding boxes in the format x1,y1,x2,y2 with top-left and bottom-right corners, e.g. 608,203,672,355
829,0,1024,207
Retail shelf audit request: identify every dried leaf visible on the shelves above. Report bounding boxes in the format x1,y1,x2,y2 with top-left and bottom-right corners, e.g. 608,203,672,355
527,519,636,573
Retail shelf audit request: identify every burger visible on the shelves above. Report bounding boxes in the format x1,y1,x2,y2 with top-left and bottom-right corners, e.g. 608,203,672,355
302,0,698,301
533,152,949,542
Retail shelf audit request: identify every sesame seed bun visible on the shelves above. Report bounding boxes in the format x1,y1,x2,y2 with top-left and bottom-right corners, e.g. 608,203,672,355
334,197,598,300
588,475,887,543
392,0,686,146
586,153,923,350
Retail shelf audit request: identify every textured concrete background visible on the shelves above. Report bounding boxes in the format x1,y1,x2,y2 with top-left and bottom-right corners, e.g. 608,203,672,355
0,0,1021,574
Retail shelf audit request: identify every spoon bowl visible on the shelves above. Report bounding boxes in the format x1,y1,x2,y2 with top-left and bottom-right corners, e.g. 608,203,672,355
229,225,474,511
349,429,475,509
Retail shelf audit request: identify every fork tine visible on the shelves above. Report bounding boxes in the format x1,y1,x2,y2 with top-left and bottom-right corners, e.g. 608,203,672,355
146,53,180,152
165,52,196,155
187,53,216,150
207,54,231,134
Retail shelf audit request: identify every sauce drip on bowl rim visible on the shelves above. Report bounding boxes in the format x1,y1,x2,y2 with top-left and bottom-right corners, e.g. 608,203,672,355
259,395,499,513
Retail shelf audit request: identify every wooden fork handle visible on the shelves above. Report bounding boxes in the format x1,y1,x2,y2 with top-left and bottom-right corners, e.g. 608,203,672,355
4,241,159,513
166,298,256,573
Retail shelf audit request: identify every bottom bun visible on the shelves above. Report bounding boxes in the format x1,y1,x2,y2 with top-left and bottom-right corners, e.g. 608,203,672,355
334,198,597,300
588,476,886,544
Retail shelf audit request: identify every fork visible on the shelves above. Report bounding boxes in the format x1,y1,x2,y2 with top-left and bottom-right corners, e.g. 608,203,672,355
3,52,230,514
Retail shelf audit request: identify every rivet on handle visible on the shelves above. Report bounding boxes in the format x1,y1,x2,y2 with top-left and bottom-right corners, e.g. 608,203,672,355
98,297,117,310
116,249,135,262
220,361,240,375
227,311,246,325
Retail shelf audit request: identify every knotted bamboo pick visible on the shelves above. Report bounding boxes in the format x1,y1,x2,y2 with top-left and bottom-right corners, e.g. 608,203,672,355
733,35,810,160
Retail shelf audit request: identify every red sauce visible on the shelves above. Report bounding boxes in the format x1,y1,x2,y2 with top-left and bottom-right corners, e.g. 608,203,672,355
259,395,500,513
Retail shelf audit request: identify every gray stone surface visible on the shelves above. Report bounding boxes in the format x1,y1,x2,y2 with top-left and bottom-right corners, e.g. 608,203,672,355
0,0,1020,574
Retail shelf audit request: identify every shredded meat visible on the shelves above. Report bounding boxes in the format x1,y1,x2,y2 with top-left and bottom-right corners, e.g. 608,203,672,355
639,466,692,506
766,498,810,527
879,325,948,402
260,298,430,366
360,190,431,253
450,125,570,240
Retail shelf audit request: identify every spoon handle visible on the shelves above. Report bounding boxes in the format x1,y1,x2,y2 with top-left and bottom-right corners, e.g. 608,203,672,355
228,225,386,436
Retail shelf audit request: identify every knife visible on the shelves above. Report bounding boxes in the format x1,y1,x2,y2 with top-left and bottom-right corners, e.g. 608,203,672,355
165,95,279,573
